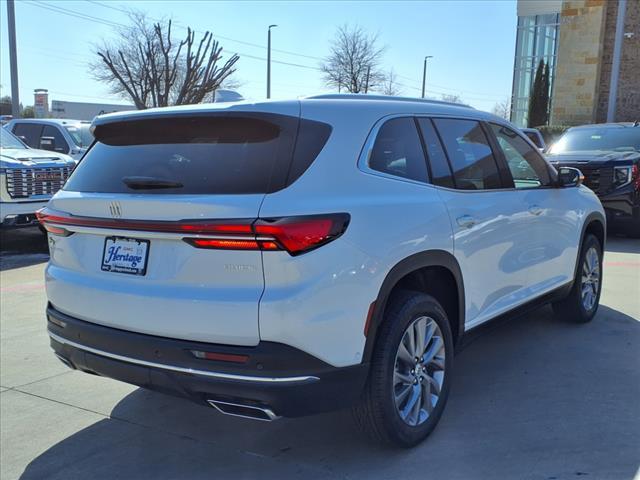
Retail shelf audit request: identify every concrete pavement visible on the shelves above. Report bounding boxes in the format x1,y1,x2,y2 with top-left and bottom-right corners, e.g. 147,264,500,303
1,227,639,479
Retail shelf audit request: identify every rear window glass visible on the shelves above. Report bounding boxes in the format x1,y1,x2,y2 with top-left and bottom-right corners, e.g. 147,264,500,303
64,114,329,195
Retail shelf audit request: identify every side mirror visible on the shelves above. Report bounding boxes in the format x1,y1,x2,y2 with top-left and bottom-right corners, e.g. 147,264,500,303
557,166,584,187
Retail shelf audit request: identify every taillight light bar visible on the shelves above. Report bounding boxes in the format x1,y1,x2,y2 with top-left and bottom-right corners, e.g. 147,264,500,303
185,214,350,255
36,207,350,256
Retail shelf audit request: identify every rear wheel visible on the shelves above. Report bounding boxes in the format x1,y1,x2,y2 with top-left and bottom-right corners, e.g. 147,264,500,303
552,234,603,323
352,291,454,447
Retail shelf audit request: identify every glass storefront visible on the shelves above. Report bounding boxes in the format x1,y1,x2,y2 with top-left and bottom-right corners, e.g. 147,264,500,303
511,13,559,127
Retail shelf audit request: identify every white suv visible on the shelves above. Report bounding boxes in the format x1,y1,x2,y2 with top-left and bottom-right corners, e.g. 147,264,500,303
39,95,605,447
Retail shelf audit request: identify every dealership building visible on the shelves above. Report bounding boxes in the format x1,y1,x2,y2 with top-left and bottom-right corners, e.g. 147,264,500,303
31,89,135,121
511,0,639,127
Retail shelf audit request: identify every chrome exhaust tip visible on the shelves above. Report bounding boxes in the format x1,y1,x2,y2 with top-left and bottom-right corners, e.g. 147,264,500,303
207,399,280,422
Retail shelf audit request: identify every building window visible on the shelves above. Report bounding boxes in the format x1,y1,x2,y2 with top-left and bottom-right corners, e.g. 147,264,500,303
511,13,559,127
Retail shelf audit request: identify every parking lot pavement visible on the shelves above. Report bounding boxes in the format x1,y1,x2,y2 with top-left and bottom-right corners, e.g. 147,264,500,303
1,227,638,480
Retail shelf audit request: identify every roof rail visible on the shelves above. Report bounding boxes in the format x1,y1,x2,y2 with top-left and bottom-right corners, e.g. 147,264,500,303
304,93,474,109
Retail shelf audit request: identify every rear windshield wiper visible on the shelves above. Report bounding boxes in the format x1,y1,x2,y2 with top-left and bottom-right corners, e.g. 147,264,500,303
122,176,184,190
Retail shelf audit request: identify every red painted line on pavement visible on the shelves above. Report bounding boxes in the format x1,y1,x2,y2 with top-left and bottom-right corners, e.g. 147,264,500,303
604,261,640,268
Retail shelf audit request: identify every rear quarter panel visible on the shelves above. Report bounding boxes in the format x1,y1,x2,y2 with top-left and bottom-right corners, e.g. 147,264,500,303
258,103,453,367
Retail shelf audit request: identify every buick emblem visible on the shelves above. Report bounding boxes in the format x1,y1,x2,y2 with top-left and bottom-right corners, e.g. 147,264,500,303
109,201,123,218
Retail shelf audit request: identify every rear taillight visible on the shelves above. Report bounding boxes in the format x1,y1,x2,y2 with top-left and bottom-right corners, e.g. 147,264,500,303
36,207,350,255
185,214,350,255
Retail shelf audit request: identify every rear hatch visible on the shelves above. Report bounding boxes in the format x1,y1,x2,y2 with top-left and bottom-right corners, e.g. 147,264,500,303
43,104,301,346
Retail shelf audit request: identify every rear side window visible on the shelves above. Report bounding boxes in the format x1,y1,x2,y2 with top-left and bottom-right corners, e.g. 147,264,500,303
12,123,43,148
65,114,329,195
42,125,69,153
417,118,454,189
433,119,502,190
368,117,429,183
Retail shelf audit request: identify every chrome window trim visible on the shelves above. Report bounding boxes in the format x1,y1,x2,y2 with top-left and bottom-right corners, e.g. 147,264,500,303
48,330,319,384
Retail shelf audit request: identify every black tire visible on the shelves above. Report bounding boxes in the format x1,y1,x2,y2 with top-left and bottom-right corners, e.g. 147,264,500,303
552,233,603,323
352,290,454,447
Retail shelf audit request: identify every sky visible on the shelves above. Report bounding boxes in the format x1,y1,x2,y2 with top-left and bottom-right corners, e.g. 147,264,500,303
0,0,517,112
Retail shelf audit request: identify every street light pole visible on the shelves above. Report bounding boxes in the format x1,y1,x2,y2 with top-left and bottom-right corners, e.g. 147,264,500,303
7,0,20,118
267,24,278,99
421,56,433,99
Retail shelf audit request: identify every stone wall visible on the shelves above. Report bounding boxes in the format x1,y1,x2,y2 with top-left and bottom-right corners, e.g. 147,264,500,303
551,0,608,125
595,0,640,122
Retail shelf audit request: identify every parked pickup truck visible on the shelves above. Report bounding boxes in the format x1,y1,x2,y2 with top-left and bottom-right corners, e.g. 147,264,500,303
1,128,76,229
546,122,640,238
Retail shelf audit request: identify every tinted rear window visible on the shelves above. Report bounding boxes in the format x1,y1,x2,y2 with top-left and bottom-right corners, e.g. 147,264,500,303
65,114,330,195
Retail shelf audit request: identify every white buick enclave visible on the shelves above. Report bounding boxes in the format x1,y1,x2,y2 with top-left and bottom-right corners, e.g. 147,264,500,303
39,95,605,447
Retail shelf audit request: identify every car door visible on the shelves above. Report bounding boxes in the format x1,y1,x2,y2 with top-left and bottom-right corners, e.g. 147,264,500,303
419,117,543,329
488,122,580,296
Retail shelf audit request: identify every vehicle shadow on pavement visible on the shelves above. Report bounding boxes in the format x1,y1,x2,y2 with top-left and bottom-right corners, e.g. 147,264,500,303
0,228,49,271
605,235,640,255
19,304,640,480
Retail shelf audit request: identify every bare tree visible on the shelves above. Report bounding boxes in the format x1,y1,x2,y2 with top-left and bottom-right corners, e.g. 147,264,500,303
491,97,511,120
440,93,464,105
381,69,402,96
321,25,386,94
92,12,239,109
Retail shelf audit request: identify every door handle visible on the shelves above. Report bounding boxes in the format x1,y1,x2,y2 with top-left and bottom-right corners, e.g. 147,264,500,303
456,215,477,229
528,205,543,216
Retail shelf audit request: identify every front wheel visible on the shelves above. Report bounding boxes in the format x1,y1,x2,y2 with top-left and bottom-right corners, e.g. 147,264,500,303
352,291,454,447
552,233,603,323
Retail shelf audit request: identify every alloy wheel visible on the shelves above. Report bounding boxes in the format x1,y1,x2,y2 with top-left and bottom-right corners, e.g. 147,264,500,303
393,316,446,426
581,246,600,311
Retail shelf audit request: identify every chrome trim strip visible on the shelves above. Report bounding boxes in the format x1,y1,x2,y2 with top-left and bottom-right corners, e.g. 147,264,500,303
48,331,319,384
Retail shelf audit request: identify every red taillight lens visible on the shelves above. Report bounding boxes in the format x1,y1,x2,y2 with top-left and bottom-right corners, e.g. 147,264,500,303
187,239,261,250
37,206,350,255
185,214,350,255
36,208,72,236
254,214,349,255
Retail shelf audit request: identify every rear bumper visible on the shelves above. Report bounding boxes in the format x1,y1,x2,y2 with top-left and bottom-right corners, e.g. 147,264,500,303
46,305,368,418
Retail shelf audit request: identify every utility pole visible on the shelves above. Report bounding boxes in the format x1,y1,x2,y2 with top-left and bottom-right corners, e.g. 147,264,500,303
421,56,433,99
267,24,277,99
364,66,371,94
7,0,20,118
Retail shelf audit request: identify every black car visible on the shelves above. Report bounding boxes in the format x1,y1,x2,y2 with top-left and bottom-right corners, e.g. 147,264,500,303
546,123,640,238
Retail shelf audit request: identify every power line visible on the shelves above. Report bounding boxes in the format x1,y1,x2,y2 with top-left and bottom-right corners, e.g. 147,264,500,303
26,0,125,28
22,1,322,73
21,0,506,103
397,73,506,98
85,0,325,61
